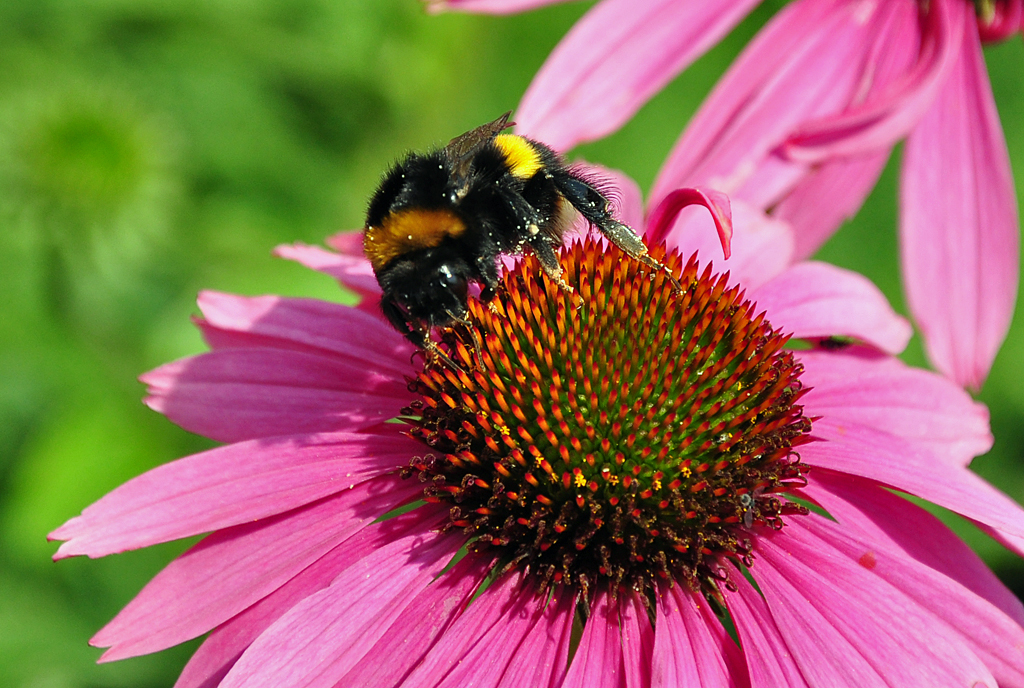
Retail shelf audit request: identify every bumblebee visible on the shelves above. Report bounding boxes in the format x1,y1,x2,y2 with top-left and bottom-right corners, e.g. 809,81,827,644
363,112,669,348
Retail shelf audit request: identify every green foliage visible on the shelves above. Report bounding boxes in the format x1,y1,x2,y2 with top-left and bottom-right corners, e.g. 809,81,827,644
0,0,1022,685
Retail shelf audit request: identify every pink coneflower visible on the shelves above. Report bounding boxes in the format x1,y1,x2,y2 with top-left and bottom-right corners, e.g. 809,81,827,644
437,0,1020,392
50,178,1024,687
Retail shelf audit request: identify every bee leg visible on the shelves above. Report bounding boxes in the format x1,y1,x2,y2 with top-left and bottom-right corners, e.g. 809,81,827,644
555,174,682,291
495,183,544,239
529,236,574,295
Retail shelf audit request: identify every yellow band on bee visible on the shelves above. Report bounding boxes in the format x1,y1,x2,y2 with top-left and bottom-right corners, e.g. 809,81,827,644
364,208,467,271
494,134,543,180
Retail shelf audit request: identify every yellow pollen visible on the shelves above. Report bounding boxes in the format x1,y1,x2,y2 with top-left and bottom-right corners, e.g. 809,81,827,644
574,473,587,488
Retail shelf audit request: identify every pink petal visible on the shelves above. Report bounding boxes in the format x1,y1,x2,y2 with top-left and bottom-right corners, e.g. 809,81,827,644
977,1,1023,41
651,0,918,213
755,525,997,687
645,187,733,258
336,554,492,687
91,475,423,661
562,590,625,688
495,587,576,688
399,572,573,688
620,591,654,688
727,574,812,688
274,242,382,315
900,14,1019,390
515,0,763,151
751,261,912,354
770,150,891,258
196,291,413,375
652,583,747,688
425,0,568,15
782,0,965,161
652,199,794,290
798,423,1024,551
780,517,1024,686
803,470,1024,627
218,527,462,688
174,507,450,688
140,348,409,443
798,347,992,467
50,430,420,558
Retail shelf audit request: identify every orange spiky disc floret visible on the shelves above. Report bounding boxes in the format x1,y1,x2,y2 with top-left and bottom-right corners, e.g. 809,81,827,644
402,240,811,596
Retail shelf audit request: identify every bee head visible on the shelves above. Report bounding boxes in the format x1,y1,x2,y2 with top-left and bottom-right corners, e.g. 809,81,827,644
378,247,473,332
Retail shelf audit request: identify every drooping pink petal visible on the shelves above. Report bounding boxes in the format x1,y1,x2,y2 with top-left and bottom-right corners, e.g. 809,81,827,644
652,583,747,688
803,469,1024,626
798,347,992,467
174,507,452,688
977,0,1024,41
752,262,912,354
50,429,420,558
799,424,1024,552
274,242,382,314
425,0,568,15
770,149,891,258
727,574,812,688
645,187,733,258
755,525,997,687
217,527,462,688
900,15,1020,390
780,515,1024,687
651,0,918,213
91,475,424,661
654,199,794,290
515,0,764,151
335,554,492,687
398,572,573,688
196,291,413,375
782,0,965,161
562,589,625,688
620,590,654,688
140,348,409,443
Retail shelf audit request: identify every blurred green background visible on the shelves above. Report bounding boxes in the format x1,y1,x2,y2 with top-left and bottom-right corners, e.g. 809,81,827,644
0,0,1021,685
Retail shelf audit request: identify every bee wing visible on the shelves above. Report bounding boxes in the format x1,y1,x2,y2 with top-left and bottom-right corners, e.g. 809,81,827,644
445,111,514,181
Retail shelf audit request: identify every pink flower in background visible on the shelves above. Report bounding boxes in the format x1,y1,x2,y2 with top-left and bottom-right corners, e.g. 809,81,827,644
438,0,1021,391
50,175,1024,687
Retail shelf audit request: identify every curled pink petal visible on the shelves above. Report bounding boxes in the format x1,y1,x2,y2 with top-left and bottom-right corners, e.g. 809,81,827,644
900,16,1019,390
645,187,733,258
516,0,763,151
783,0,965,161
752,261,912,354
798,347,992,467
977,0,1024,41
